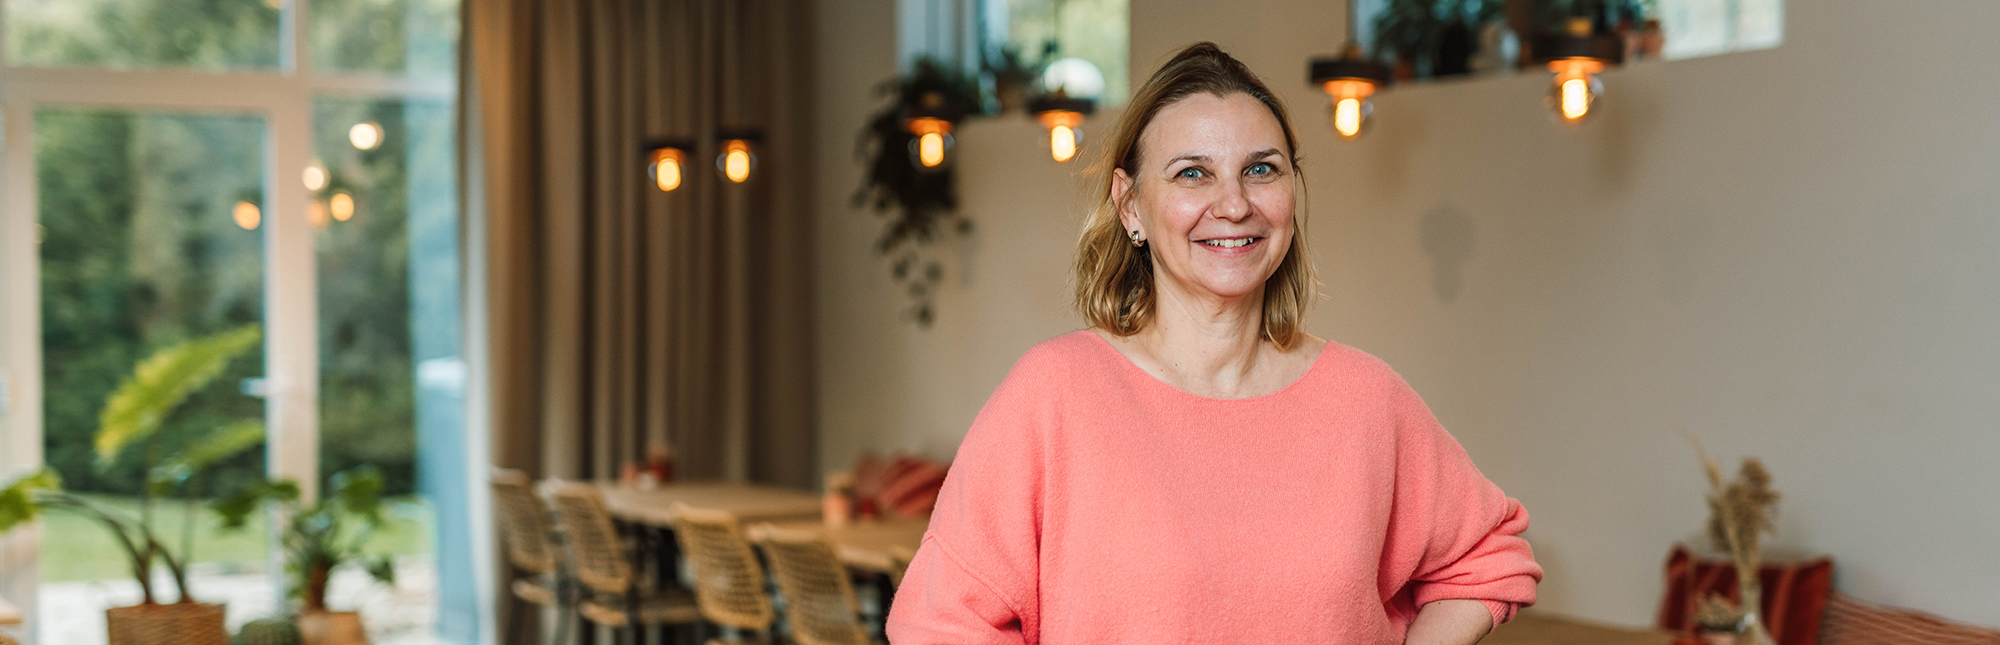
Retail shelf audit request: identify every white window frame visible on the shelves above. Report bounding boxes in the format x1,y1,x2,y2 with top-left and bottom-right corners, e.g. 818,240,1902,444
0,1,457,639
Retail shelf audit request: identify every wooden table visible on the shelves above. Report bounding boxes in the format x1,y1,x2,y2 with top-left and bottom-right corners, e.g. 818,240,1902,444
757,518,930,575
1485,612,1678,645
598,481,824,526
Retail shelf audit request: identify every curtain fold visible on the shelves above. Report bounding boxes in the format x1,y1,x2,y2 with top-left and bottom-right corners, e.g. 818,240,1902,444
464,0,817,488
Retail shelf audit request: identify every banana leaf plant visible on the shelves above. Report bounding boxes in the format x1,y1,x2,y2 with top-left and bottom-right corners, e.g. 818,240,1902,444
0,324,267,606
214,466,396,612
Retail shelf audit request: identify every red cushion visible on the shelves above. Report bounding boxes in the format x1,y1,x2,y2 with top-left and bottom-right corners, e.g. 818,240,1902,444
1819,593,2000,645
1656,545,1834,645
876,457,947,518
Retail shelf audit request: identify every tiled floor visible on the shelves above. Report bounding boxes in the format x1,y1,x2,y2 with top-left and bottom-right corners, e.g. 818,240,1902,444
38,556,439,645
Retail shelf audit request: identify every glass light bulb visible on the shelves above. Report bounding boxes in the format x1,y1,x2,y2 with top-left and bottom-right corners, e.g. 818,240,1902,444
1334,98,1365,138
1050,125,1078,162
918,132,946,167
655,158,682,191
723,148,752,183
1545,60,1604,124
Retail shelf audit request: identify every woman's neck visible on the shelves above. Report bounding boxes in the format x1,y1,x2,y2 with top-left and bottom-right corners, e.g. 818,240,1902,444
1098,281,1323,399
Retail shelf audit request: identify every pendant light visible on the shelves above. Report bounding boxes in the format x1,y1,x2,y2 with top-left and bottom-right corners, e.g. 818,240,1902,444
1531,17,1623,124
1029,94,1094,163
714,129,762,184
643,137,694,192
904,91,963,171
1308,0,1392,140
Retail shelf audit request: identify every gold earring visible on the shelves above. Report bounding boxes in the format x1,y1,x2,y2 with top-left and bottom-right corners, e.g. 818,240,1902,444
1129,229,1145,248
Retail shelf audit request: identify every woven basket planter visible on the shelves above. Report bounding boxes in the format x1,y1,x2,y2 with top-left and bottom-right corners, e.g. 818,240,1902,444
296,610,369,645
105,602,227,645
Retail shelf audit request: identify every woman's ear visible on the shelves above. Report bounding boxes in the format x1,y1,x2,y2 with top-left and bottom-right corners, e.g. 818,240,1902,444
1112,168,1139,233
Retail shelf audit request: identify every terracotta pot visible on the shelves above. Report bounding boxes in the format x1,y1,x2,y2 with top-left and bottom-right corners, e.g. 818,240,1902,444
105,603,228,645
297,610,370,645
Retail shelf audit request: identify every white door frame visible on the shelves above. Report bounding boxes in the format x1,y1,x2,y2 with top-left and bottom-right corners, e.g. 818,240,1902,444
0,0,455,637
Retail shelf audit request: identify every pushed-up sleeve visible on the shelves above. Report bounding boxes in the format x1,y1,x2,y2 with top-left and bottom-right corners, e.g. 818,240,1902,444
1379,375,1542,630
886,349,1056,645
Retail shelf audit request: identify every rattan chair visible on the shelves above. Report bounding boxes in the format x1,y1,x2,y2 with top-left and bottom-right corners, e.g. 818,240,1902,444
670,504,776,643
886,545,917,588
492,468,572,645
749,525,880,645
543,480,701,644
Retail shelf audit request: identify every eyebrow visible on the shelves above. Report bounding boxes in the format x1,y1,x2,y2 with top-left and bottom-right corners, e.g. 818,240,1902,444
1162,148,1285,169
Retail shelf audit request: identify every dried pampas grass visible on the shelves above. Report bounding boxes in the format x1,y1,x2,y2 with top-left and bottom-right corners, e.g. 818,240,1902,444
1681,429,1781,645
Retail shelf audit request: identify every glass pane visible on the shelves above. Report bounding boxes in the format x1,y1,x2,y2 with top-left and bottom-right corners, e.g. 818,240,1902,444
312,96,458,643
36,109,273,642
981,0,1130,106
311,0,460,76
5,0,280,70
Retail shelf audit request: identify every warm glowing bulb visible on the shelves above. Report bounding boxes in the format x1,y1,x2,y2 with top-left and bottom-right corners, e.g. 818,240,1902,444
330,192,355,221
232,201,261,230
1050,125,1078,162
918,132,946,167
302,164,328,191
1561,79,1590,120
349,122,383,150
655,158,682,191
722,142,753,183
1334,98,1364,138
650,148,686,191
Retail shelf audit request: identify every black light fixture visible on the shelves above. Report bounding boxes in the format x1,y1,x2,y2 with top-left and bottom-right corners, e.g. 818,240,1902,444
1308,0,1392,140
1028,93,1094,163
1531,17,1624,124
643,137,695,192
903,91,963,171
714,128,763,183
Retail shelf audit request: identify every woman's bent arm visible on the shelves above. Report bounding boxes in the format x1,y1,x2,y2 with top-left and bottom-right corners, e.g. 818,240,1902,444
1405,599,1496,645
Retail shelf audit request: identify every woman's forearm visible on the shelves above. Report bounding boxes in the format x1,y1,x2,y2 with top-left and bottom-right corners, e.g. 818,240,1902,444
1404,599,1493,645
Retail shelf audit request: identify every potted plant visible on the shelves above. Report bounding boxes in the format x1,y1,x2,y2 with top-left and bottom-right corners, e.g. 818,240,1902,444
0,325,266,645
982,42,1056,114
215,466,397,645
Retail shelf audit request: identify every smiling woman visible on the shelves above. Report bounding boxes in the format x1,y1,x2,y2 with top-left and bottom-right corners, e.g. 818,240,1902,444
886,43,1541,645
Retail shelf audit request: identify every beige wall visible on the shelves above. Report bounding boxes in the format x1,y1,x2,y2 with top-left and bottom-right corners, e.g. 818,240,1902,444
815,0,2000,628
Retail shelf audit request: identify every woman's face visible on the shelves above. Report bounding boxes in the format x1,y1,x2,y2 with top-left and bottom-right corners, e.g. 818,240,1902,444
1115,92,1296,306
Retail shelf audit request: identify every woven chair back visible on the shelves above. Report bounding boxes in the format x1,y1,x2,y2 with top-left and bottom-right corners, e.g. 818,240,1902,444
752,525,870,645
671,504,775,631
490,468,558,575
543,480,633,595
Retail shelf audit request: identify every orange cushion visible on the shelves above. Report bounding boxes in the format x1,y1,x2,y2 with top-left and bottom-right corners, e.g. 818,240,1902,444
1819,593,2000,645
1656,545,1834,645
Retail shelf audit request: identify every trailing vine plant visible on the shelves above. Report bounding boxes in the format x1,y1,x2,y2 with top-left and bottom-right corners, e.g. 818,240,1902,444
853,58,983,326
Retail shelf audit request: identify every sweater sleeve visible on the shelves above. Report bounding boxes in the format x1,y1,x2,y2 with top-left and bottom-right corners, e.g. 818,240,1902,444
885,348,1054,645
1380,374,1542,629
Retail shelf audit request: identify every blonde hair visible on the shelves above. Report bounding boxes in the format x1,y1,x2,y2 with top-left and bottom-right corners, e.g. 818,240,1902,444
1072,42,1316,350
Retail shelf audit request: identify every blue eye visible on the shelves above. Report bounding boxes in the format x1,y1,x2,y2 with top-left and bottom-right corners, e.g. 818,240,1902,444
1177,167,1205,180
1247,162,1275,176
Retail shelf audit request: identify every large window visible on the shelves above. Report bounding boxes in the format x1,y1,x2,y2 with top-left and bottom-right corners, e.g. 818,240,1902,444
0,0,471,643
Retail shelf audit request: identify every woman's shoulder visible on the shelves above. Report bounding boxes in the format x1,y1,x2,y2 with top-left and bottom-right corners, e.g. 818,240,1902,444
1009,329,1122,377
1309,337,1419,395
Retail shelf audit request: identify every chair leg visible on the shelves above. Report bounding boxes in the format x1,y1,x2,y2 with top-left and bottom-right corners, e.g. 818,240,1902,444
504,594,524,645
551,604,572,645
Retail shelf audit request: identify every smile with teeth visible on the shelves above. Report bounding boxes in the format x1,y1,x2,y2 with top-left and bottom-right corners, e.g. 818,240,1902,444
1200,237,1259,248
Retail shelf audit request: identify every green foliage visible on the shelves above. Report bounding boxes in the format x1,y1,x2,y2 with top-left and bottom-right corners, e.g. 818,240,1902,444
233,618,303,645
97,324,261,463
853,58,982,327
215,466,399,610
0,469,62,533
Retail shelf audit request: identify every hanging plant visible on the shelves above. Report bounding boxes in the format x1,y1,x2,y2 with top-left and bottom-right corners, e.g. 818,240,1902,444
852,58,983,326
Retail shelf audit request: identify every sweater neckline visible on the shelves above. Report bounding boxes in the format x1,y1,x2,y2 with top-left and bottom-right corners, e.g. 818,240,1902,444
1079,329,1335,403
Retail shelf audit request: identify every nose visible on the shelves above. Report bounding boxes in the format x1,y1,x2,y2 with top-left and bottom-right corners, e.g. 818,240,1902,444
1211,175,1252,222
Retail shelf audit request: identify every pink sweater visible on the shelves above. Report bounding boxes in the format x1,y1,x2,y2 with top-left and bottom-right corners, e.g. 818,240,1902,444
885,331,1541,644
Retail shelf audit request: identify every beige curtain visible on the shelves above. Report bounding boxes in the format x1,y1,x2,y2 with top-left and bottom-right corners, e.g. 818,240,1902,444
464,0,817,488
